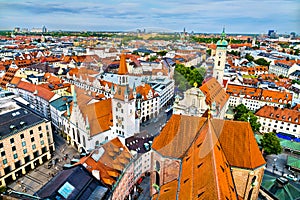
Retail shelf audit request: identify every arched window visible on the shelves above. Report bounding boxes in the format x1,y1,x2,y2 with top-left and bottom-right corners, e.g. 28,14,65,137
155,171,160,186
156,161,160,171
218,61,221,66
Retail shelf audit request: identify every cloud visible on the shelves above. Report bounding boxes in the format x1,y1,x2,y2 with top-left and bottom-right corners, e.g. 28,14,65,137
0,0,299,33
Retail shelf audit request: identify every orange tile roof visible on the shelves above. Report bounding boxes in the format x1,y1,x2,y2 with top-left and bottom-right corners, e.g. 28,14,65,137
136,84,158,100
78,137,132,187
152,115,243,199
152,115,206,158
118,54,128,75
154,180,178,200
212,119,266,169
17,81,56,101
75,87,113,136
292,104,300,111
274,59,297,67
200,77,229,109
255,105,300,125
226,84,292,104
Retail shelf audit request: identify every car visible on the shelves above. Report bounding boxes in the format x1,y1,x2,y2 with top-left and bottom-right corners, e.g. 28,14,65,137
283,173,297,181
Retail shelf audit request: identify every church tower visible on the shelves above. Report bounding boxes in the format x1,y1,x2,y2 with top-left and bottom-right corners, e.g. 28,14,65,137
213,28,228,86
111,54,138,140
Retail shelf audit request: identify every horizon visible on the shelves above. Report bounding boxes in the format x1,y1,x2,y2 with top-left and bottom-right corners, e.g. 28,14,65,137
0,0,299,34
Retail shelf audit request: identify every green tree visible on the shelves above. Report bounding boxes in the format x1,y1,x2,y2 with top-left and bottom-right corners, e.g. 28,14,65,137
233,104,261,133
245,53,254,62
254,58,270,66
233,104,249,120
239,112,261,133
260,132,282,155
149,55,158,62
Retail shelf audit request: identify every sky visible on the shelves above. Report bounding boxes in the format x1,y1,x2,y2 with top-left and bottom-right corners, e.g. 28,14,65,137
0,0,299,34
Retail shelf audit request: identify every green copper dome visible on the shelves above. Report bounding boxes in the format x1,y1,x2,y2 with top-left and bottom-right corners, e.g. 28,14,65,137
217,27,228,47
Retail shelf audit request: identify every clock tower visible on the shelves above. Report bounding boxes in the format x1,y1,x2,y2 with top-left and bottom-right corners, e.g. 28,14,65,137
213,28,228,86
111,54,139,141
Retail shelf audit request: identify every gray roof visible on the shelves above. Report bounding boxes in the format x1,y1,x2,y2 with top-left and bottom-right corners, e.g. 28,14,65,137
0,108,45,139
35,165,108,200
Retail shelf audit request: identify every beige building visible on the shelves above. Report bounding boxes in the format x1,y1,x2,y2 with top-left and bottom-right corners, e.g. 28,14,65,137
173,77,229,119
0,101,54,187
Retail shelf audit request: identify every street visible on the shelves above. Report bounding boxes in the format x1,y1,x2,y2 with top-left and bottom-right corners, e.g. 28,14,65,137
7,132,80,195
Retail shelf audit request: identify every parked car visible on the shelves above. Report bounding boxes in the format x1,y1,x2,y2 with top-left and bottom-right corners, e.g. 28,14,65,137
283,173,297,181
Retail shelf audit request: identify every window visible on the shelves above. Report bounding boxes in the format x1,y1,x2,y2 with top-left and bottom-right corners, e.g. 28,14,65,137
23,149,27,154
0,143,3,148
12,146,16,151
31,137,35,142
40,140,44,145
39,133,43,138
10,138,14,144
32,144,36,150
1,151,5,156
46,125,49,130
38,126,42,131
3,159,7,165
13,153,18,159
20,134,24,139
30,130,33,135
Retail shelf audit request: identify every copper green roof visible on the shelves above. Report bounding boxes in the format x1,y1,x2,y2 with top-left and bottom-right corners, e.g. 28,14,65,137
280,139,300,152
261,174,300,200
287,156,300,169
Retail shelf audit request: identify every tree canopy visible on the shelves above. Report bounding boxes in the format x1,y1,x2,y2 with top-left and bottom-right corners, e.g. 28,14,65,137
233,104,261,133
260,132,282,155
174,64,206,92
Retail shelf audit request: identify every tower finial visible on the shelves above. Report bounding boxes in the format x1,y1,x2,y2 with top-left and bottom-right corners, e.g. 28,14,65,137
221,26,226,40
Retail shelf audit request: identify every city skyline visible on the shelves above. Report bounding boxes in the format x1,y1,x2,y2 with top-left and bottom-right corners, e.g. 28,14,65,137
0,0,299,34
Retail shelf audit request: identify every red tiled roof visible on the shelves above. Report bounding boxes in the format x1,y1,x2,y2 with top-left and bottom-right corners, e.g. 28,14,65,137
78,137,132,187
17,81,56,101
212,119,266,169
200,77,229,109
118,54,128,75
255,105,300,125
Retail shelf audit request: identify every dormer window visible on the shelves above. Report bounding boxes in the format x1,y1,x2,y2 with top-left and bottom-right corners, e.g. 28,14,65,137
266,97,269,101
288,117,292,121
296,118,299,123
282,115,286,120
279,99,282,103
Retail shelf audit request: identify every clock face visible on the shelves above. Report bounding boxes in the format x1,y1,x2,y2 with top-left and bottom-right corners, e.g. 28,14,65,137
218,52,222,56
117,102,121,108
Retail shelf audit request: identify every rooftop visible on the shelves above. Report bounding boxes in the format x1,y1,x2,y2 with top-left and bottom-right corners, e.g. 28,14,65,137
0,107,45,139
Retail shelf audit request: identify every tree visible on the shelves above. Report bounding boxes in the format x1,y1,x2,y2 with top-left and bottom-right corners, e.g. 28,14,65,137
254,58,270,66
239,112,261,133
233,104,249,120
245,53,254,62
260,132,282,155
233,104,261,133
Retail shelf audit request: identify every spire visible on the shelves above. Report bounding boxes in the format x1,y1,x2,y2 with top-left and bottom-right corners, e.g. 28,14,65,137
118,53,128,75
221,27,226,40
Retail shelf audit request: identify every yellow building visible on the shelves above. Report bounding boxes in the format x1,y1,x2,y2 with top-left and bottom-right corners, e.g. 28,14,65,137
0,104,55,186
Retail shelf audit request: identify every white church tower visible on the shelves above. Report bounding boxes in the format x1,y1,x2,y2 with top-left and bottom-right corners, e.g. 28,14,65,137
213,28,228,86
111,54,139,140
